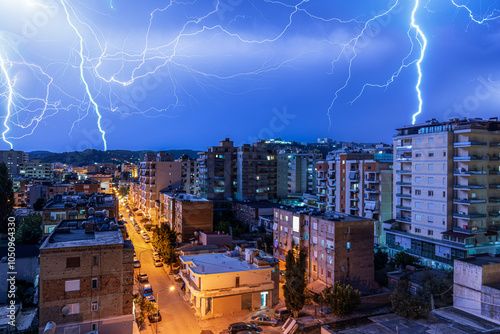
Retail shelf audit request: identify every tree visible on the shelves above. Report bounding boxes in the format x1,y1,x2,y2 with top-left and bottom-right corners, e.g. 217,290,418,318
389,278,431,319
139,297,158,318
152,224,178,269
394,251,420,269
118,186,129,197
283,248,307,318
33,198,46,211
0,162,14,234
374,250,389,271
15,213,43,245
321,281,361,317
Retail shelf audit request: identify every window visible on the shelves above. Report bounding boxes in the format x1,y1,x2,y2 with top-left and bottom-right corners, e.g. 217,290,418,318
346,227,350,234
415,202,421,208
415,177,422,183
443,191,446,197
415,214,422,221
313,223,318,231
327,270,332,278
91,324,98,331
415,189,421,195
428,164,434,170
347,242,351,250
66,303,80,315
314,250,318,258
415,228,421,233
92,278,98,290
429,152,434,157
415,164,422,170
91,301,98,312
66,257,80,268
428,177,434,184
64,326,80,334
236,277,240,287
313,265,317,272
65,280,80,292
443,151,446,156
429,138,434,144
92,255,99,266
428,190,434,196
416,139,422,145
321,239,324,247
428,216,434,223
415,152,422,157
428,230,434,236
428,203,434,210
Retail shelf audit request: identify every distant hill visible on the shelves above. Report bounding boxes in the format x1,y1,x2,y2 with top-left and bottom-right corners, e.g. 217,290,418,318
27,149,200,166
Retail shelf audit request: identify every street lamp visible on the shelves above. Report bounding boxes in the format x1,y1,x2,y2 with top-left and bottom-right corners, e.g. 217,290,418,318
155,286,175,334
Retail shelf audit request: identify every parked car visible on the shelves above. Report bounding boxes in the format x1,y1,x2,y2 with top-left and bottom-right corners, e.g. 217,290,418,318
153,258,163,267
152,252,160,259
148,311,162,323
274,307,292,321
227,323,259,334
249,314,278,327
143,235,151,243
145,295,156,303
142,284,153,297
137,273,149,282
133,259,141,268
174,274,183,282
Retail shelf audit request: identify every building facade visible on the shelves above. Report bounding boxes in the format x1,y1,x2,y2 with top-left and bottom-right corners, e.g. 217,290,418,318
39,219,134,334
316,149,393,246
287,153,322,195
20,159,53,179
273,207,374,289
0,150,25,176
387,117,500,270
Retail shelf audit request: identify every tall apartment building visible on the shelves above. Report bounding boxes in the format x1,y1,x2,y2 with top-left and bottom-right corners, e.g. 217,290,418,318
121,163,138,178
287,153,322,195
158,191,213,243
178,155,200,195
273,207,374,289
316,149,393,246
0,150,25,176
198,138,279,202
137,152,183,219
387,117,500,270
235,142,278,201
39,218,133,334
19,159,53,179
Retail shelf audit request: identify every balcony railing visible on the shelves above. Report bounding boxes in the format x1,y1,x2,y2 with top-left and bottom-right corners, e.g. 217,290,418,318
396,193,412,198
490,197,500,203
489,212,500,217
454,141,487,147
454,156,487,161
453,170,487,175
453,212,487,219
396,170,412,174
396,181,412,186
490,184,500,189
395,215,411,223
366,189,380,194
453,198,487,204
453,184,487,190
396,205,411,210
365,178,380,183
349,188,359,193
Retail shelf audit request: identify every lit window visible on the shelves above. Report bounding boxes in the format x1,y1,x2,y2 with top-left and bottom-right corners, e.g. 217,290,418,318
65,280,80,292
91,301,98,312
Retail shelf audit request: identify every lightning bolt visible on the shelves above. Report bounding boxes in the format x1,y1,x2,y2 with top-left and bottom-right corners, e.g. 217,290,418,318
0,53,14,149
450,0,500,25
60,0,107,151
410,0,426,125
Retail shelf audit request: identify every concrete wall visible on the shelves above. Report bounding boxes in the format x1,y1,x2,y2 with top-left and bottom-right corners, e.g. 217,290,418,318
199,269,272,291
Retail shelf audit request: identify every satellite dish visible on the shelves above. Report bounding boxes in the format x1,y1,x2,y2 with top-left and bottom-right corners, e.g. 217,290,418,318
88,207,95,215
61,306,71,316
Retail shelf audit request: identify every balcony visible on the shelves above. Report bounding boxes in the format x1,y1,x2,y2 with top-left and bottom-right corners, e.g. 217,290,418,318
454,155,487,161
366,189,380,194
453,170,487,176
489,171,500,175
453,212,487,219
396,145,412,150
396,193,412,198
396,156,412,162
453,198,487,204
490,197,500,203
396,181,412,186
395,215,411,223
365,178,380,184
396,205,411,210
396,170,412,174
349,188,359,193
490,184,500,189
453,184,487,190
454,141,487,147
350,197,359,202
489,212,500,217
350,207,359,211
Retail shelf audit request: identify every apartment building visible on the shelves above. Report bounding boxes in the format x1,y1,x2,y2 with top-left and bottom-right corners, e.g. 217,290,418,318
42,193,118,235
232,201,281,232
387,117,500,270
0,150,26,176
46,184,75,199
287,153,322,195
159,191,213,243
273,207,374,289
74,180,101,195
316,149,393,246
39,218,134,334
198,138,280,202
86,172,113,194
180,249,279,319
178,155,200,195
137,152,183,220
121,163,138,178
19,159,53,179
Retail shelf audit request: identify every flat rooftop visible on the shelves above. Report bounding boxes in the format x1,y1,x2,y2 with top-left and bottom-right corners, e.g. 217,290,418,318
276,205,369,222
41,219,124,250
161,191,208,202
455,254,500,267
180,253,271,275
234,201,281,209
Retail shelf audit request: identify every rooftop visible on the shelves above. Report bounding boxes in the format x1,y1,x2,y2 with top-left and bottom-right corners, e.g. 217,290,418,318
180,252,271,275
234,201,281,209
40,219,124,250
44,193,116,210
160,190,208,202
276,205,370,222
455,254,500,267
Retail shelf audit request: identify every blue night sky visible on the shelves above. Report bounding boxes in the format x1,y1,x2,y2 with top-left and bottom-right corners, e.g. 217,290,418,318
0,0,499,152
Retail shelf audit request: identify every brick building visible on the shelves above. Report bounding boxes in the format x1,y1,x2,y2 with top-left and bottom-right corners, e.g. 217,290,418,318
39,218,134,334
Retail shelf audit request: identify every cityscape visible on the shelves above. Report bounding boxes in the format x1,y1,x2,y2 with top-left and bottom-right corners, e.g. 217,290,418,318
1,1,500,334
